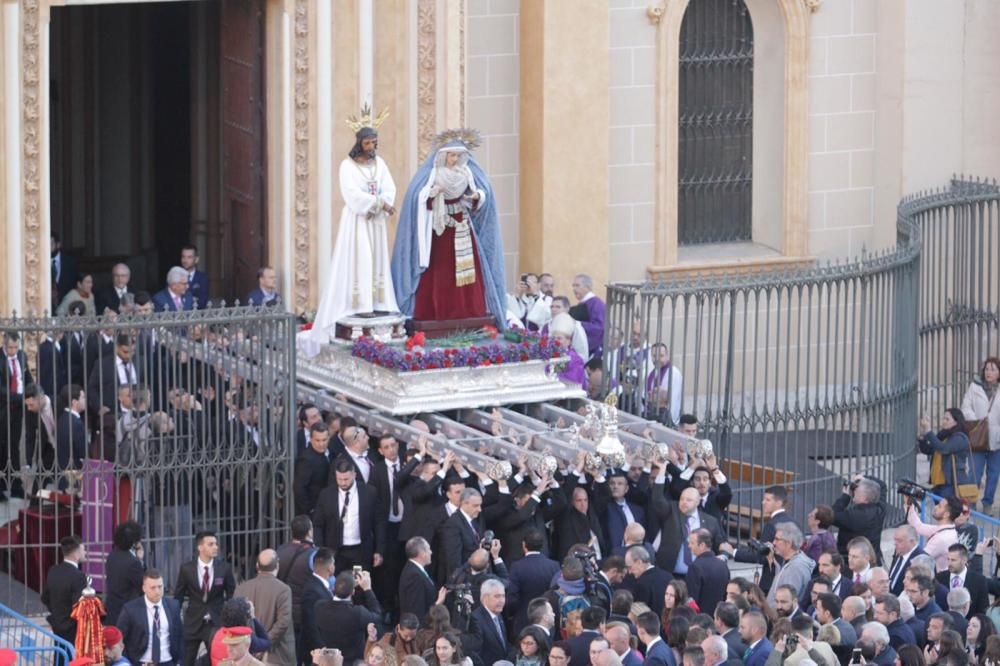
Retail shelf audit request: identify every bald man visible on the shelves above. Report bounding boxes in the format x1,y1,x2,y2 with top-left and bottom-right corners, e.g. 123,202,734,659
648,475,725,576
234,549,296,665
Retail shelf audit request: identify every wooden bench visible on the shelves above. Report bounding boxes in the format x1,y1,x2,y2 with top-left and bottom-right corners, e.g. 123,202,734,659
722,460,796,537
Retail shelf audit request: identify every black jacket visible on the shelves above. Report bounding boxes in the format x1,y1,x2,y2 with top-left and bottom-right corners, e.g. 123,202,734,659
300,573,332,655
398,560,438,625
312,481,387,564
686,550,730,616
936,569,990,617
315,592,383,663
173,558,236,634
116,595,184,665
648,481,725,574
469,605,513,666
832,491,887,565
399,473,446,543
441,509,485,580
41,561,87,642
294,448,332,516
36,338,66,400
104,549,145,626
631,565,673,618
888,546,926,596
508,552,561,634
369,455,421,523
493,490,566,562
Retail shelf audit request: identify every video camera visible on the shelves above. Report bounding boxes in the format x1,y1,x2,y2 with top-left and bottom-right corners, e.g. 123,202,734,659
896,478,926,502
745,539,772,557
445,582,474,625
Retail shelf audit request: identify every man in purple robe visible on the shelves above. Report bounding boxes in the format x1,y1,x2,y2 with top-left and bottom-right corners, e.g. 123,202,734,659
571,274,606,359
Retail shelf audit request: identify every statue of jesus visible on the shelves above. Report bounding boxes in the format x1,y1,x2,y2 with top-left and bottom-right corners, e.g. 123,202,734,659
307,107,399,346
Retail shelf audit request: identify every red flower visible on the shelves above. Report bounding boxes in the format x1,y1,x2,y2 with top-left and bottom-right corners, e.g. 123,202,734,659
413,331,427,346
552,339,562,347
481,360,492,366
493,355,504,364
444,360,453,368
520,353,529,361
405,353,413,361
299,322,314,332
483,325,499,340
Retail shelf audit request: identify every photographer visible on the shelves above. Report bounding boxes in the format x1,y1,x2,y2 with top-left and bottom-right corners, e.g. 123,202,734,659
446,544,509,618
765,524,814,606
904,494,961,572
764,614,837,666
315,570,384,664
721,485,798,594
833,477,887,566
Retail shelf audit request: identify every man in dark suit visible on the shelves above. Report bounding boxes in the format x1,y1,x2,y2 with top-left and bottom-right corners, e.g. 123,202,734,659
173,531,236,666
36,332,67,400
398,451,448,544
398,537,441,625
117,568,184,665
293,422,333,516
668,462,733,523
713,603,747,662
636,611,672,666
469,578,514,666
507,529,561,634
312,456,387,573
315,570,383,664
246,266,282,307
494,478,566,562
55,384,88,485
595,471,646,553
295,403,322,457
300,548,335,664
625,545,672,618
94,263,132,314
84,329,116,376
87,334,139,440
153,266,196,312
936,543,989,616
180,244,210,308
64,324,87,388
888,525,925,596
727,485,798,594
0,332,33,498
874,594,917,651
369,433,418,612
649,482,724,579
441,487,486,581
105,521,146,627
832,477,887,565
23,384,56,485
686,527,729,616
41,535,88,645
50,233,78,309
738,611,773,666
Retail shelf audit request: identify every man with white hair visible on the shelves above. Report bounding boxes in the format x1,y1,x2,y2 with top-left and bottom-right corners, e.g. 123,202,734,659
604,623,641,666
95,263,132,314
152,266,194,312
888,525,923,595
868,567,890,597
859,622,897,666
841,596,868,637
470,578,512,666
700,635,731,666
766,523,814,605
832,477,887,565
945,587,971,636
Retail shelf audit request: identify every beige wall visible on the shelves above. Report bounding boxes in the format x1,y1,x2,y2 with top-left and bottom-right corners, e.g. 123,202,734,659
467,0,520,289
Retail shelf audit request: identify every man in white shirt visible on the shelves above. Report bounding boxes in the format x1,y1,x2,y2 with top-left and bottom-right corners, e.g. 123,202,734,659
338,424,373,483
313,457,386,574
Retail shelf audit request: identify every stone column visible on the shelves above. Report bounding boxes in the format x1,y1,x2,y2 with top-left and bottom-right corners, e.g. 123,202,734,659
0,0,15,314
519,2,609,295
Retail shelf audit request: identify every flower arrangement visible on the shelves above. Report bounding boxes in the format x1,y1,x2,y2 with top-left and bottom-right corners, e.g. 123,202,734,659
352,331,565,372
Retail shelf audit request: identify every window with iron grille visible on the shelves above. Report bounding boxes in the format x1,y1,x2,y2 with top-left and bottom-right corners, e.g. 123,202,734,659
678,0,754,246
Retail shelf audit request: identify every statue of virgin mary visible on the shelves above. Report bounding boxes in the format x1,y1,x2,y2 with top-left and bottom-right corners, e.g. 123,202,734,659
391,130,507,326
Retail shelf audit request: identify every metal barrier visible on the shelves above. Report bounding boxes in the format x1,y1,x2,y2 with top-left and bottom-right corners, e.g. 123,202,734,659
0,600,74,663
0,306,296,613
605,188,925,535
920,491,1000,576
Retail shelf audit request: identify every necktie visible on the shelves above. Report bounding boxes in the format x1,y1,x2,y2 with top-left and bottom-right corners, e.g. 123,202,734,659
615,504,628,544
173,294,182,310
152,605,161,663
493,614,506,643
952,575,962,588
854,573,861,584
391,462,401,515
682,516,694,566
9,358,17,393
889,556,902,585
341,490,351,521
51,257,58,284
202,566,210,600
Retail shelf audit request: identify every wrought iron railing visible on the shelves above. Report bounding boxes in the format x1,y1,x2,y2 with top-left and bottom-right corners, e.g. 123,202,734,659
0,600,74,663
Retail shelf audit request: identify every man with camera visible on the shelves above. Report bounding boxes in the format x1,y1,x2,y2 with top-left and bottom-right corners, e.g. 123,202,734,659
766,615,837,666
722,485,797,594
314,569,384,664
765,523,814,606
833,476,887,566
447,543,509,614
904,494,961,572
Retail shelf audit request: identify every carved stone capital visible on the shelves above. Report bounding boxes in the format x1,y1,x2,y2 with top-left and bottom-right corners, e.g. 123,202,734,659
647,1,666,24
804,0,822,13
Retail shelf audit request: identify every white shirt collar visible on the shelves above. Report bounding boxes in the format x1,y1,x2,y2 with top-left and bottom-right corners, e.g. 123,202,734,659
65,559,79,568
581,292,595,303
144,596,162,610
340,482,357,495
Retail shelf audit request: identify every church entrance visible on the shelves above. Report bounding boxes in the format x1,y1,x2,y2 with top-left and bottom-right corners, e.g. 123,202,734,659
48,0,267,307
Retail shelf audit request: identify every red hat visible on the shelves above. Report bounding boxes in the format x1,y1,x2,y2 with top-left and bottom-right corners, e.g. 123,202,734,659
222,625,253,644
103,625,123,646
69,658,96,666
0,649,17,666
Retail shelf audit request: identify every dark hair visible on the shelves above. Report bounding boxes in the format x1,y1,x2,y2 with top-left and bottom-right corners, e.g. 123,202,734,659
875,594,900,615
943,496,964,521
220,597,253,627
970,613,996,656
298,403,318,423
678,414,698,426
112,521,143,551
517,625,551,662
912,574,935,594
611,589,634,615
23,383,42,400
60,535,83,557
349,128,378,159
339,416,357,434
811,575,832,591
763,486,788,503
944,407,968,434
816,593,841,619
636,611,661,638
309,421,330,436
929,612,955,631
313,547,334,570
432,631,465,665
791,614,815,636
443,477,467,494
333,571,356,599
821,551,844,568
523,528,545,553
691,528,713,549
600,555,626,574
812,504,834,529
948,543,970,559
75,272,93,287
398,613,420,630
551,641,571,660
67,301,86,316
133,291,152,306
143,568,163,581
58,383,84,412
195,531,217,548
425,605,453,634
181,244,199,255
937,629,964,659
291,515,313,541
333,456,356,475
895,644,927,666
714,602,739,630
580,606,606,629
585,357,603,372
690,613,715,633
527,597,552,625
666,617,690,649
115,333,131,348
982,357,1000,384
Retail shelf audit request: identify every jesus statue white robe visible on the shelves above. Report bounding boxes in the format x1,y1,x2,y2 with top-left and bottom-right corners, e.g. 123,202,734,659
301,155,399,354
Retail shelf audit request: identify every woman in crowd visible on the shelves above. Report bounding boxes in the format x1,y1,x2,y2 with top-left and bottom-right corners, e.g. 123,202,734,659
56,272,96,316
547,641,571,666
746,583,779,627
803,504,837,561
896,644,927,666
424,633,471,666
963,357,1000,511
968,614,997,664
415,605,456,654
931,629,967,664
662,580,691,625
919,408,974,498
982,635,1000,666
514,626,550,666
665,616,689,666
365,641,398,666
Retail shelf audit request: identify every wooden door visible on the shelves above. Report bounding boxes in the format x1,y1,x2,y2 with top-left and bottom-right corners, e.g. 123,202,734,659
220,0,267,303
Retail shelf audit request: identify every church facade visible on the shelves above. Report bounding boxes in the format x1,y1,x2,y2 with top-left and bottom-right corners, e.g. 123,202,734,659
0,0,998,316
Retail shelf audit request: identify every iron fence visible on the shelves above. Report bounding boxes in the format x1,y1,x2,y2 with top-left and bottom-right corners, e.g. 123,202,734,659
0,307,296,614
605,188,924,535
0,600,74,663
